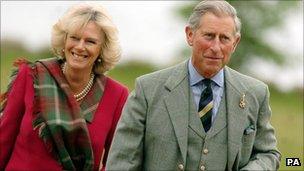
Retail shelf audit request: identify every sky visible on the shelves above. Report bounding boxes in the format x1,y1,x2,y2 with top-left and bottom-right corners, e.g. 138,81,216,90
1,1,303,91
1,1,191,65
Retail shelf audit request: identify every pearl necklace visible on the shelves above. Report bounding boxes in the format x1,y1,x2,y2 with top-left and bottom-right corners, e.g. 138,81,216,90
62,62,95,102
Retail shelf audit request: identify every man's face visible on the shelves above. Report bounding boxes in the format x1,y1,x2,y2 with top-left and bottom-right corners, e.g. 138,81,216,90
186,12,240,78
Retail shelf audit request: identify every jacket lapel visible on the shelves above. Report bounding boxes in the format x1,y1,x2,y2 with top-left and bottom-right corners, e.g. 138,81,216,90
163,60,190,164
224,67,248,170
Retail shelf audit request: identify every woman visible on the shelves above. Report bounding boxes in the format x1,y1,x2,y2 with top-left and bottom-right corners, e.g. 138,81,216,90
0,3,128,170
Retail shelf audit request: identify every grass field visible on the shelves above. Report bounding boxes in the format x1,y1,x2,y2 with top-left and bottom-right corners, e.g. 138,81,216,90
269,89,303,170
1,53,303,170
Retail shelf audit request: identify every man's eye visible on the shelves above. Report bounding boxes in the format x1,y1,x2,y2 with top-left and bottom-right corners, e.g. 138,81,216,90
205,34,212,37
203,34,214,39
221,36,231,42
223,36,230,40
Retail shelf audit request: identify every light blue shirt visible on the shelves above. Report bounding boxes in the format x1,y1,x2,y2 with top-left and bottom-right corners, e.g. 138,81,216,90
188,59,224,123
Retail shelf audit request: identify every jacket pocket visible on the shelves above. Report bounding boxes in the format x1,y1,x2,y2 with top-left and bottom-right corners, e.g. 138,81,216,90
242,125,256,145
238,125,256,167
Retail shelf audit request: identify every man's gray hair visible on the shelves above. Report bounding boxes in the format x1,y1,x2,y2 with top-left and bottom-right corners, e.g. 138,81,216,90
188,0,241,36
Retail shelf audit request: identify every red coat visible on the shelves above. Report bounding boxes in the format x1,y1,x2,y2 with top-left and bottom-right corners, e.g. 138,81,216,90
0,64,128,170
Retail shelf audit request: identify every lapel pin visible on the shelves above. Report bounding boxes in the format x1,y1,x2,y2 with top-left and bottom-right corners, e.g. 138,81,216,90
239,93,246,109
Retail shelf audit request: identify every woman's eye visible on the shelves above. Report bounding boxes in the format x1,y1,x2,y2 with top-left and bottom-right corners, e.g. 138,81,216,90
87,40,96,44
70,36,79,40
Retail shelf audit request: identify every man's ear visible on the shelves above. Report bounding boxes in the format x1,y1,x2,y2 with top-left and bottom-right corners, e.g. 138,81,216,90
185,26,194,46
232,34,241,52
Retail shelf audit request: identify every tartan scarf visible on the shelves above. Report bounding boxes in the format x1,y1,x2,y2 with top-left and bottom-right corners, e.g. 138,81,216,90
31,58,103,170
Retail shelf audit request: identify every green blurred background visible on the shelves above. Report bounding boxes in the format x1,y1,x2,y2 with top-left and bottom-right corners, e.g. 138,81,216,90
1,1,303,170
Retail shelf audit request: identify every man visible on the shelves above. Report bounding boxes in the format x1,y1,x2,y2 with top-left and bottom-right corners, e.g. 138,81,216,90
106,1,281,170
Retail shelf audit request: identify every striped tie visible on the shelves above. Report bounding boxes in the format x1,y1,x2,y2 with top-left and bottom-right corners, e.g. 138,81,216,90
198,79,213,132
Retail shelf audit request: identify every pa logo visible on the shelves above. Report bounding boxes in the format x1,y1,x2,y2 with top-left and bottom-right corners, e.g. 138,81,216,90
286,158,301,166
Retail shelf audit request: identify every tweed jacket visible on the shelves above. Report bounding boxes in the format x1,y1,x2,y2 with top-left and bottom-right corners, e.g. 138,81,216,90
106,60,281,171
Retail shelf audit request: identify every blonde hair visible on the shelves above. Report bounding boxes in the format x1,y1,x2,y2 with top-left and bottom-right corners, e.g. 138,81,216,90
51,3,121,74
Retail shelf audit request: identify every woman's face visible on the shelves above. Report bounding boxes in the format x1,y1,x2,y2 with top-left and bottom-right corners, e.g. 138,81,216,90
64,21,103,72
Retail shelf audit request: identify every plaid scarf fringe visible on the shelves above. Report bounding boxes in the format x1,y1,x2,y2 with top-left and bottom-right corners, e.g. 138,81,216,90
1,58,33,115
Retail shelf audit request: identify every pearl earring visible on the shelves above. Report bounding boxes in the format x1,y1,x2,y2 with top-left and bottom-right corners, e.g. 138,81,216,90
97,58,102,63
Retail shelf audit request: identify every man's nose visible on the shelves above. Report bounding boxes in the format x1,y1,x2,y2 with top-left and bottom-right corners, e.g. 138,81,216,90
210,38,221,53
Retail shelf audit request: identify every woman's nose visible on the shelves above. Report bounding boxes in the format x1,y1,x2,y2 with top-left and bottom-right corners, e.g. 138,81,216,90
75,40,86,51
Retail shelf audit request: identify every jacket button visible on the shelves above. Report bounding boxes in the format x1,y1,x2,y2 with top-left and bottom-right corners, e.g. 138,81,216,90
200,165,206,171
203,148,209,154
178,164,184,170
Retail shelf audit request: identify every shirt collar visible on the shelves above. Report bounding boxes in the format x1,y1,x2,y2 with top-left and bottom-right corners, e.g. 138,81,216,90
188,58,224,87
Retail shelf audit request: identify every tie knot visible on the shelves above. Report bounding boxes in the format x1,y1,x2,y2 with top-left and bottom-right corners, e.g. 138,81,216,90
202,79,212,87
